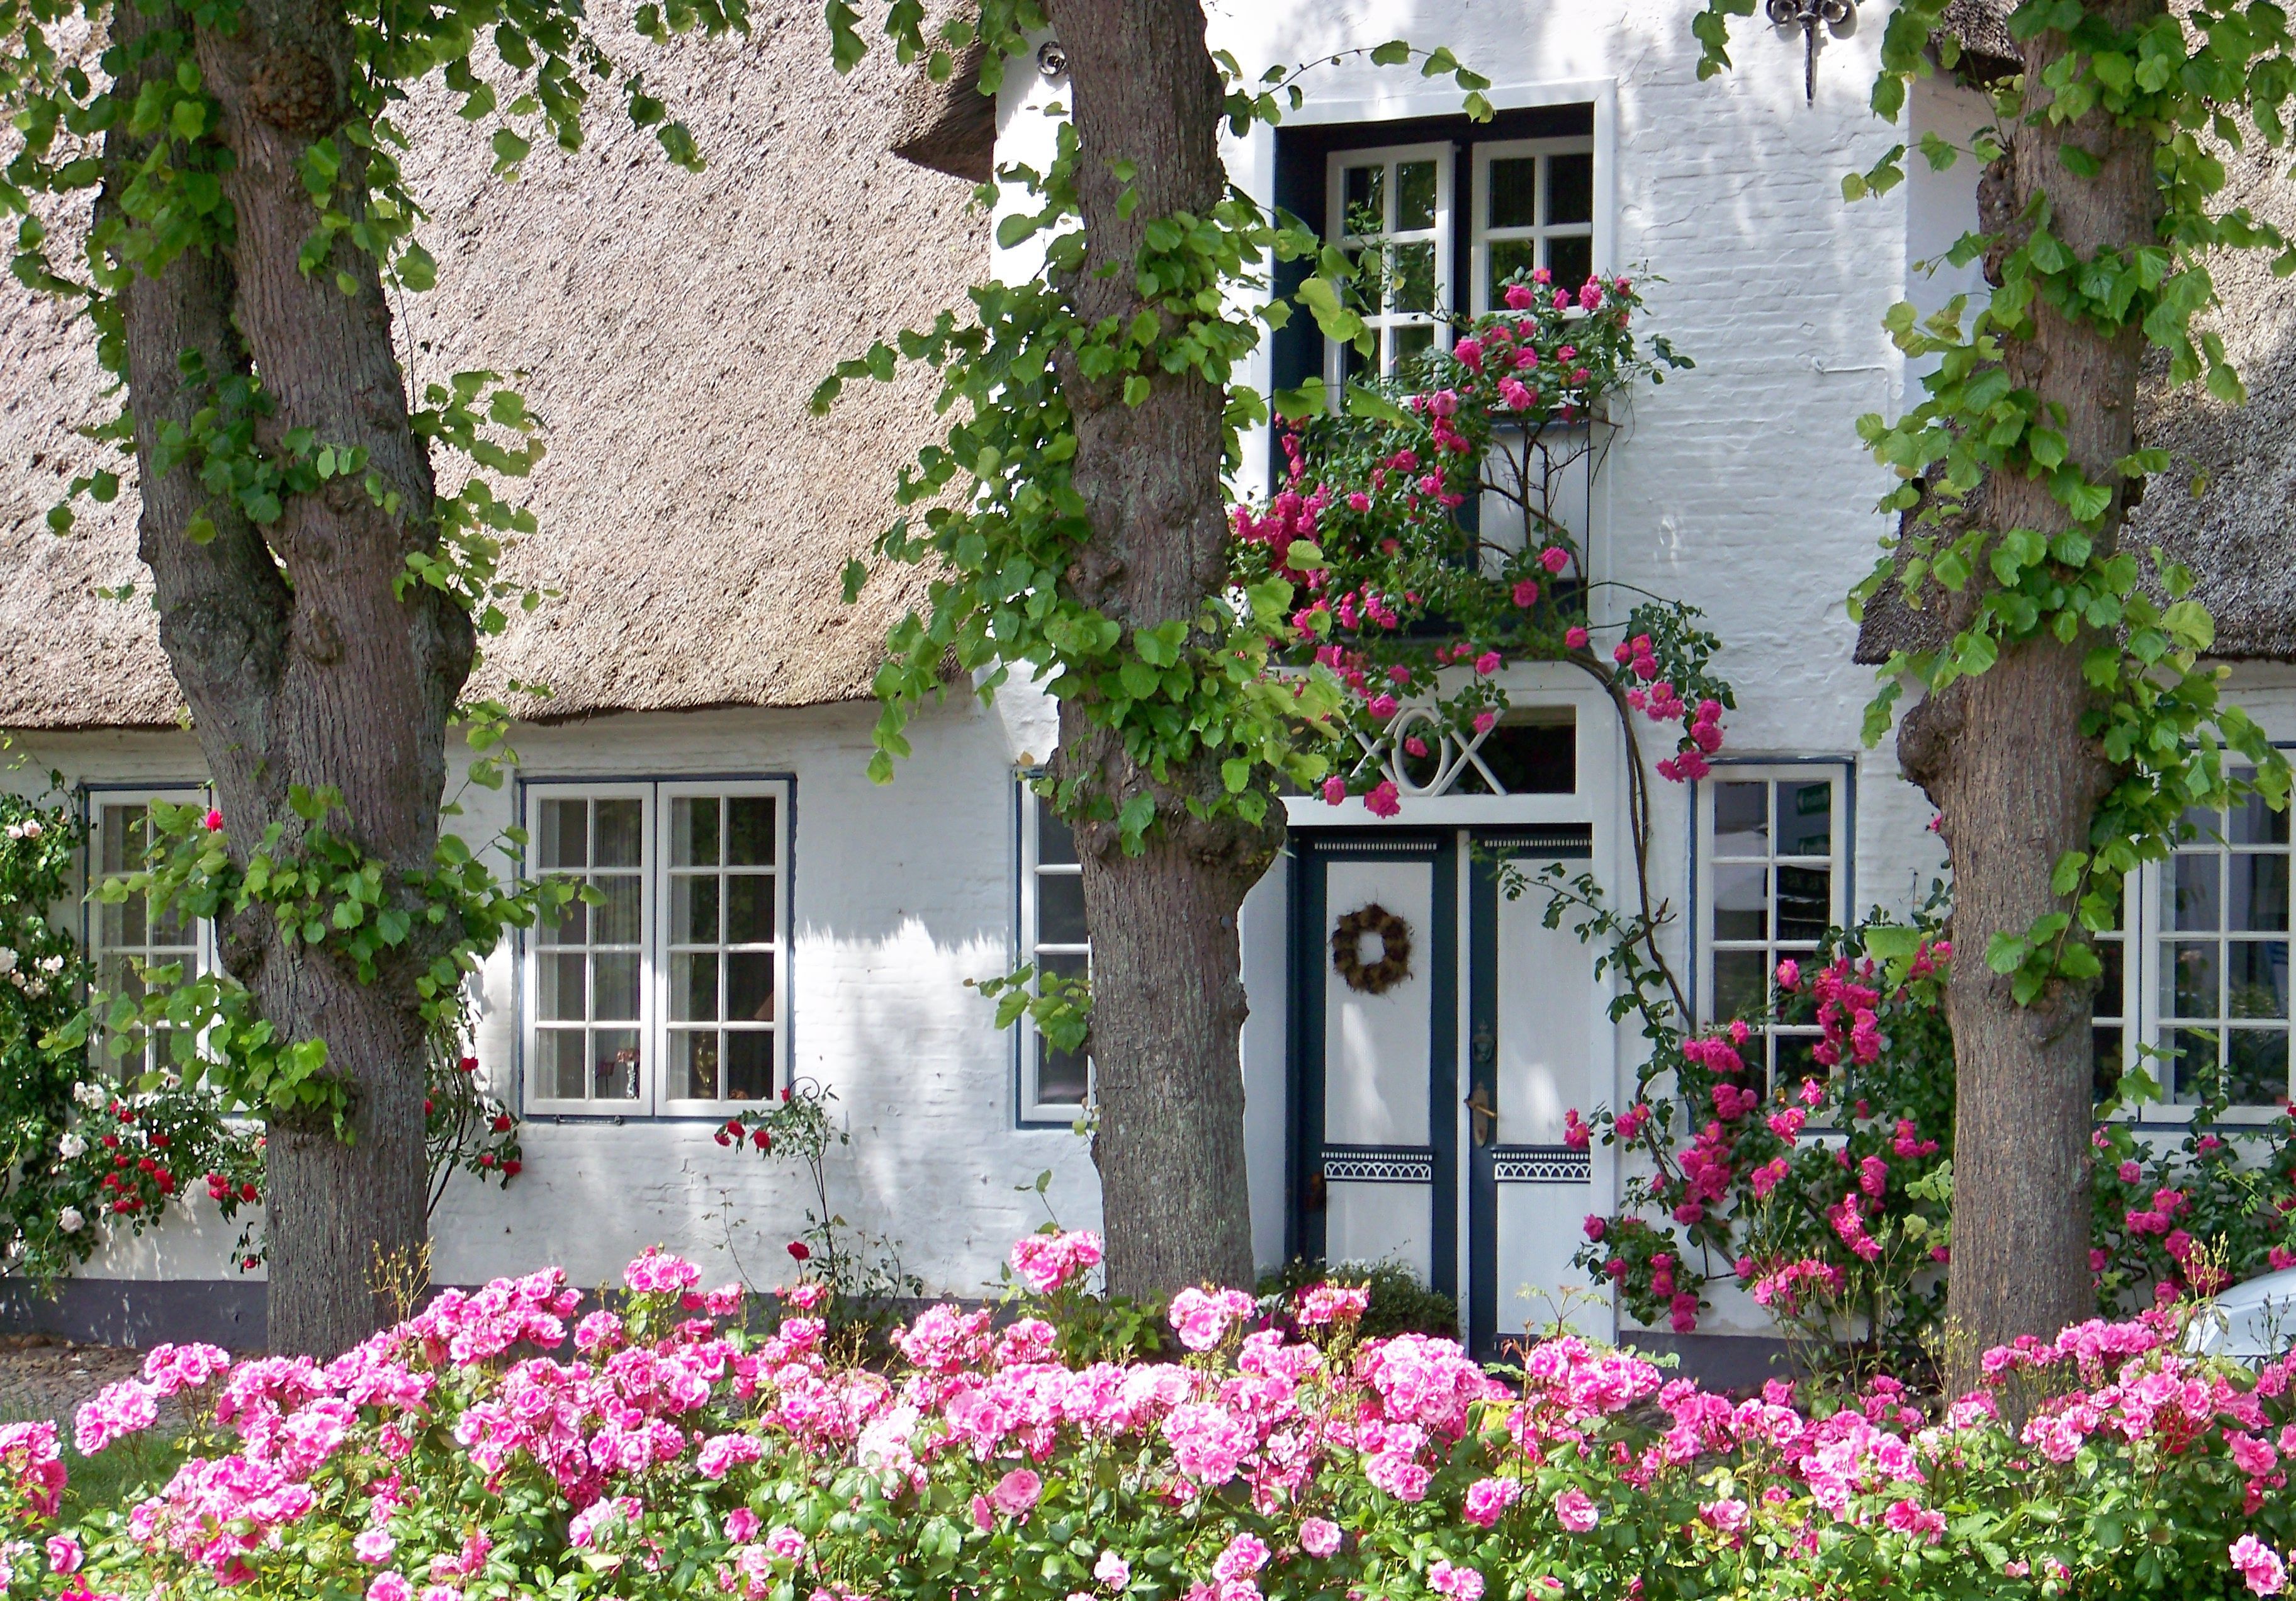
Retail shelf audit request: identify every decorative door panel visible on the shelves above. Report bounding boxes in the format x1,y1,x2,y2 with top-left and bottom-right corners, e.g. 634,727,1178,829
1288,834,1458,1297
1469,828,1600,1353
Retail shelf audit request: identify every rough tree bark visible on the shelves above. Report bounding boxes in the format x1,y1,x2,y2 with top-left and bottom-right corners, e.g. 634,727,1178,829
1046,0,1273,1299
103,0,470,1354
1898,1,2164,1387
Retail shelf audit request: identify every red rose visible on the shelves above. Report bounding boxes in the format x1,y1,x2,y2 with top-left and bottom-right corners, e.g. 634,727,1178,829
155,1172,174,1194
787,1241,810,1262
99,1134,118,1150
424,1099,434,1115
491,1114,512,1134
239,1182,258,1202
459,1057,478,1073
149,1133,169,1148
478,1153,496,1168
751,1129,770,1151
502,1159,522,1176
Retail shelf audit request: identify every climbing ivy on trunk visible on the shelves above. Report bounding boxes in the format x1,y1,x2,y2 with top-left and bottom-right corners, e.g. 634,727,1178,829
816,2,1492,1298
1696,0,2295,1380
3,0,743,1351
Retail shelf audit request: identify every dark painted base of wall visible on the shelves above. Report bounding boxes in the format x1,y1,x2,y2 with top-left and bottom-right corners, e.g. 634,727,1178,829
0,1277,269,1350
1623,1330,1795,1391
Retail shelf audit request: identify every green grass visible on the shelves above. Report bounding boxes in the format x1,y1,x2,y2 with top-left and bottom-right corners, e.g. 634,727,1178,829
58,1430,188,1520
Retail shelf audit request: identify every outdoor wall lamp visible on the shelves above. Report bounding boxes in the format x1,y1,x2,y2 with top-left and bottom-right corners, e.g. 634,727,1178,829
1767,0,1855,103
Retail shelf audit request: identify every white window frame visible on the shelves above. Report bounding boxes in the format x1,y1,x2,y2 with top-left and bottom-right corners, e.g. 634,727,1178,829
518,778,794,1119
522,782,653,1117
656,780,791,1116
1324,141,1455,392
1018,779,1090,1123
2132,777,2293,1119
1696,764,1849,1092
84,786,211,1082
1468,135,1601,315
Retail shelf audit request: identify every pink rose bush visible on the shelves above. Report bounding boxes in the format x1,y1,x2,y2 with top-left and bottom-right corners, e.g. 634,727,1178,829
0,1243,2280,1601
1562,901,2296,1366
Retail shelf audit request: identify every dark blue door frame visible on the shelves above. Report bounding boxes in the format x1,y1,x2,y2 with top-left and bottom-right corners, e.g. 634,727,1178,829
1285,830,1460,1305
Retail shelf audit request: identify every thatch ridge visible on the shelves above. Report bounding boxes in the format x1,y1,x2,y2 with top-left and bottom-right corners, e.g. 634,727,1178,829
0,8,986,730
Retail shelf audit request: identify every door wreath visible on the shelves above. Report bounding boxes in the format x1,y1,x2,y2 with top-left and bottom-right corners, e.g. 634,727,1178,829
1332,903,1412,994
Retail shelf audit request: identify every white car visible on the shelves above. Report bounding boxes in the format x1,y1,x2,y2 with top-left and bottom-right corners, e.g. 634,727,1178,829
2188,1267,2296,1360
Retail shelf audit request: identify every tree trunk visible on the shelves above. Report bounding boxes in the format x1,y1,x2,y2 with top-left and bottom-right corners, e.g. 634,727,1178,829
1045,0,1274,1298
104,0,470,1355
1899,2,2163,1388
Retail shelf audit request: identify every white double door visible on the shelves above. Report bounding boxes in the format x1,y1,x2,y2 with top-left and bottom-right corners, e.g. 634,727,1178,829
1290,827,1606,1353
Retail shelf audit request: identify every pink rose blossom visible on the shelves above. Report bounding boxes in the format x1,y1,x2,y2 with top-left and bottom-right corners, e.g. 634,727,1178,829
1555,1488,1600,1532
2234,1536,2287,1596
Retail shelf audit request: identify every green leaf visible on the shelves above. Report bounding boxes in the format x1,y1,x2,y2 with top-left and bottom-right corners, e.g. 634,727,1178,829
1370,40,1411,65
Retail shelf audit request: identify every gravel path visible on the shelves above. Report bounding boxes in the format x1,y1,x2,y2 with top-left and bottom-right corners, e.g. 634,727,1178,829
0,1335,154,1429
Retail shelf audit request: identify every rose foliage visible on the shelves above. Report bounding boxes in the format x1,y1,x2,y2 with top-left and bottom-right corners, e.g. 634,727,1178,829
1563,891,2296,1378
23,1230,2296,1601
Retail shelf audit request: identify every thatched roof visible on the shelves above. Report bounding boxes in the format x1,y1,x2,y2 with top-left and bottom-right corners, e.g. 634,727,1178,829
1939,0,2019,79
1857,127,2296,667
890,34,993,184
0,9,986,730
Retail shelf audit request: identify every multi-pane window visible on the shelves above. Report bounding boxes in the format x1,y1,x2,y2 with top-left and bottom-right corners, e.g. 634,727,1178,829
665,789,781,1107
88,795,205,1078
532,791,646,1104
1699,768,1846,1093
1326,144,1453,385
522,780,790,1116
2092,889,2129,1102
1470,139,1595,313
1020,787,1089,1119
2155,779,2290,1108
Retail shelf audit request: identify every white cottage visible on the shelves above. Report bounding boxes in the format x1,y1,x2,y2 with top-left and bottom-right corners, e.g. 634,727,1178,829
6,0,2296,1375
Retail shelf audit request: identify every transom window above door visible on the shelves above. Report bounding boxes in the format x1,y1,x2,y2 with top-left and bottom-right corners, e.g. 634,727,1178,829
522,778,791,1117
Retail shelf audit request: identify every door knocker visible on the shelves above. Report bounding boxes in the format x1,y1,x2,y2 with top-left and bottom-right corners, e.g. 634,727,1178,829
1331,903,1412,994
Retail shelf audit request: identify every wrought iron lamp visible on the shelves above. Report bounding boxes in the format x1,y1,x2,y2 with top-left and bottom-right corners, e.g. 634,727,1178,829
1767,0,1855,103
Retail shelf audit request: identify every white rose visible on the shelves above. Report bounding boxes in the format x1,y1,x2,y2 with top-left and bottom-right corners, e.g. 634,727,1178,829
24,981,43,998
0,948,16,975
72,1082,106,1108
20,819,41,839
38,954,62,973
57,1208,82,1235
57,1134,84,1160
3,823,20,840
